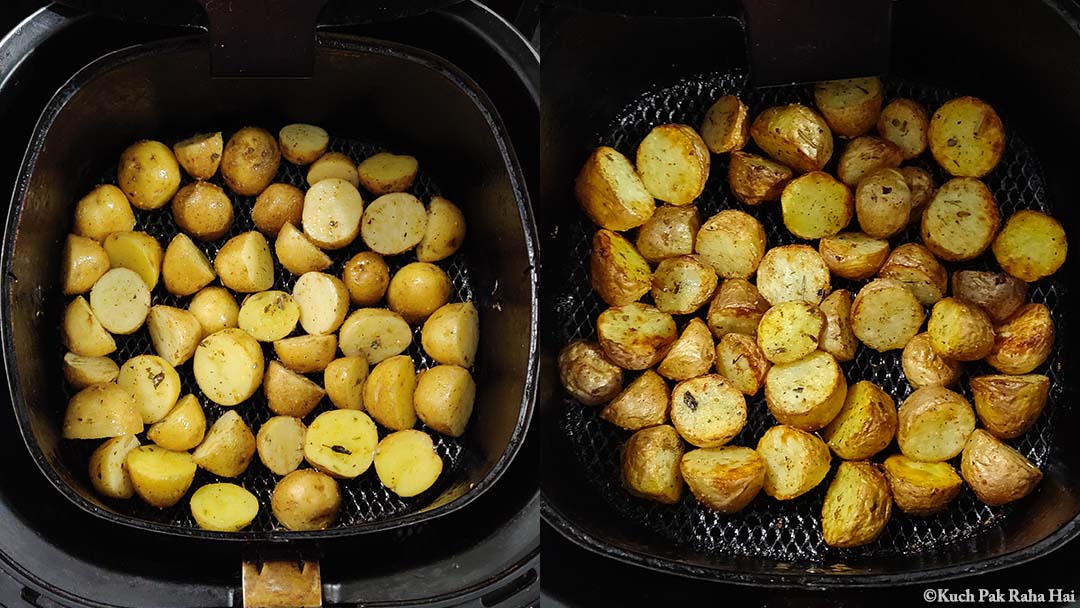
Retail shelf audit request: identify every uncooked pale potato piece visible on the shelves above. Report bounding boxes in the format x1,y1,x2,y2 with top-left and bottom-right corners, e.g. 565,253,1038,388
118,140,182,210
921,178,1000,261
695,210,766,280
819,232,889,281
878,243,947,306
951,270,1027,324
755,245,830,306
147,394,206,452
73,184,136,242
125,446,196,508
342,251,390,306
63,234,110,295
600,369,668,430
193,328,265,406
596,303,677,370
387,263,452,324
750,104,834,173
421,302,479,368
171,181,234,241
274,334,337,373
680,446,764,513
961,429,1042,505
324,357,369,411
837,136,904,187
414,365,475,437
63,352,119,389
193,410,256,478
927,297,995,362
190,483,259,532
90,268,150,335
104,230,162,290
620,425,684,504
574,146,655,231
361,193,428,255
256,415,307,476
118,354,181,424
88,435,140,499
63,383,142,439
305,409,379,478
902,332,961,389
929,96,1005,177
302,178,364,250
374,429,443,497
897,386,976,462
254,184,305,237
757,301,825,364
971,374,1049,439
559,340,623,406
173,131,223,180
821,461,892,549
63,296,116,357
756,425,831,500
877,99,930,159
700,95,750,153
221,127,280,196
238,290,299,342
188,287,239,336
417,196,466,262
814,77,883,138
264,360,325,417
657,317,714,380
780,171,852,239
821,380,897,460
163,233,215,296
986,303,1054,375
279,124,329,165
341,308,412,364
765,350,847,431
307,152,359,187
275,222,332,276
292,272,350,335
147,305,202,367
851,278,924,352
855,168,910,238
272,470,341,531
670,374,747,448
635,123,710,205
992,210,1067,282
591,229,651,307
901,166,936,224
363,355,418,431
883,455,962,516
714,333,770,396
651,255,717,315
706,278,769,338
727,151,793,206
819,289,857,362
357,152,419,195
215,231,275,293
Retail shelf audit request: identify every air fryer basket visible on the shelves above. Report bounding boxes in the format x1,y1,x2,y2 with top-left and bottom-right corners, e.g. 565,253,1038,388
3,33,538,541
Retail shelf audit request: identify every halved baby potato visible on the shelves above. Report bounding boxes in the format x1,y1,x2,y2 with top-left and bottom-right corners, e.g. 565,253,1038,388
63,352,119,389
855,167,911,239
986,303,1054,375
221,127,280,196
651,255,717,315
253,184,305,237
670,374,747,448
63,296,116,357
574,146,655,231
190,483,259,532
818,232,890,281
714,333,770,396
88,435,140,499
755,245,830,306
416,196,466,263
821,380,897,460
695,210,766,280
238,290,300,342
302,178,364,250
304,409,380,478
118,354,181,424
764,350,847,431
851,278,924,352
215,231,275,293
293,271,350,335
63,383,142,439
813,77,883,138
90,267,151,335
171,181,233,241
901,166,936,224
820,461,892,548
927,297,995,362
756,301,825,364
147,394,206,452
374,429,444,497
635,205,701,263
103,231,162,291
929,96,1005,178
878,243,947,306
188,287,239,336
387,263,452,324
596,303,677,370
971,374,1049,439
279,124,329,165
950,270,1027,324
340,308,413,365
700,95,750,153
276,222,332,276
902,332,961,389
264,360,326,417
271,470,341,531
680,446,764,513
635,123,710,205
780,171,853,240
837,136,903,187
591,229,651,307
324,356,369,411
357,152,419,195
173,131,223,180
749,104,834,173
363,355,418,431
706,278,769,338
193,328,265,406
559,340,624,406
192,410,256,478
307,152,359,187
877,98,930,159
727,151,792,206
960,429,1042,505
620,424,684,505
421,302,479,368
818,289,858,363
148,305,203,367
125,445,196,508
163,233,216,296
361,193,428,255
414,365,476,437
118,140,182,210
600,369,668,430
756,424,831,500
343,251,391,306
921,178,1000,262
274,334,337,374
256,415,307,476
62,234,110,295
992,210,1068,282
883,454,963,516
656,318,714,381
897,386,976,462
73,184,135,242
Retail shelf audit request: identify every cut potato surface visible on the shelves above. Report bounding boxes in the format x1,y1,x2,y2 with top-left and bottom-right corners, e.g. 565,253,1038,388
63,296,116,357
756,301,825,364
780,171,852,239
620,425,684,504
63,383,143,439
215,231,275,293
756,425,831,500
387,262,453,324
877,98,930,159
147,305,206,367
574,146,655,231
750,104,834,173
764,350,847,432
163,233,216,296
706,278,769,338
818,232,889,281
238,291,300,342
304,409,379,478
851,278,924,352
897,386,976,462
363,355,418,431
414,365,476,437
878,243,947,306
73,184,135,242
635,123,710,205
837,136,903,187
63,352,119,389
670,374,747,448
559,340,623,407
656,317,714,381
190,483,259,532
63,234,110,295
714,333,770,396
193,328,265,406
651,255,717,315
883,454,962,516
818,289,857,363
256,415,307,476
89,435,140,499
902,332,961,389
361,193,428,255
103,230,162,291
192,410,256,478
921,178,1000,261
700,95,750,154
971,374,1049,439
125,445,196,508
600,369,668,430
302,178,364,250
263,360,326,418
307,152,359,188
755,245,830,306
821,380,897,460
855,168,910,239
695,210,766,280
90,267,151,335
992,210,1067,282
927,297,995,362
929,96,1005,178
986,303,1054,375
591,229,652,307
820,461,892,548
814,77,883,138
680,446,764,513
340,308,413,364
293,271,350,335
727,151,792,206
173,132,223,180
357,152,419,195
961,429,1042,506
324,357,369,411
278,124,329,165
417,196,466,262
901,166,936,224
118,354,181,424
375,429,444,497
596,303,677,370
147,394,206,452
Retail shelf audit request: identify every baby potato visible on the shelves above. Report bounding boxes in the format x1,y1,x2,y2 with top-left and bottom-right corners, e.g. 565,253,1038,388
821,380,897,460
361,193,428,255
163,233,216,296
821,461,892,549
238,290,300,342
574,146,655,231
414,365,475,437
90,267,151,335
695,210,766,280
600,369,668,430
256,415,307,476
929,96,1005,177
855,168,911,239
670,374,747,448
950,270,1027,324
780,171,853,239
986,303,1054,375
878,243,947,306
278,124,329,165
63,234,110,295
814,77,883,138
340,308,413,364
883,455,962,516
324,356,369,411
63,383,142,439
147,394,206,452
902,332,961,389
727,151,793,206
73,184,136,242
307,152,359,187
597,303,677,370
620,425,684,505
62,296,116,357
591,229,651,307
273,334,337,374
657,318,714,381
851,278,924,352
417,196,466,262
188,287,239,335
363,355,418,431
819,289,857,363
837,136,903,187
103,230,162,290
117,140,182,210
118,354,181,424
635,123,710,205
714,333,770,396
750,104,834,172
756,424,831,500
877,98,930,159
897,386,976,462
388,262,453,325
125,445,196,508
63,352,119,388
420,302,480,368
757,301,825,364
706,278,770,338
193,410,256,477
253,183,305,236
221,127,280,196
559,340,624,406
271,470,341,531
921,178,1000,262
303,178,364,250
173,131,223,180
88,435,140,499
818,232,890,281
680,446,764,513
971,374,1049,439
215,231,275,293
357,152,419,195
927,297,995,362
190,483,259,532
304,409,380,478
765,350,847,432
992,210,1068,282
901,166,936,224
193,328,265,406
275,222,332,276
961,429,1042,505
172,181,234,241
700,94,750,153
374,429,444,497
264,360,326,417
342,251,390,306
755,245,830,306
651,255,717,315
636,205,701,263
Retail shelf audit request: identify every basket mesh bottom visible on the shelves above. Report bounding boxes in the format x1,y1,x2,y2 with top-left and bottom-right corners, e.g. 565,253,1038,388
61,133,480,534
554,72,1068,561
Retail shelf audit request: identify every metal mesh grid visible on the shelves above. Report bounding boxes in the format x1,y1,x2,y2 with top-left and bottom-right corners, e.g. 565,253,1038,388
59,132,481,533
554,71,1069,561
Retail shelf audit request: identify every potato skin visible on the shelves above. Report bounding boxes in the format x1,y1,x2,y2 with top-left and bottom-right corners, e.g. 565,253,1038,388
950,270,1027,324
961,429,1042,506
620,425,684,504
575,146,655,231
656,318,714,381
342,251,390,306
985,303,1054,375
992,210,1068,282
700,95,750,154
837,136,903,187
928,96,1005,178
927,297,995,362
271,469,341,531
821,380,897,460
558,341,623,406
727,151,793,205
855,167,910,239
814,77,883,139
601,370,669,430
883,455,962,516
821,461,892,548
635,205,701,263
117,140,182,210
713,333,770,396
173,132,223,180
171,181,234,241
706,278,769,338
63,234,110,295
970,374,1049,439
749,104,834,173
902,332,961,389
416,196,466,263
901,166,936,224
818,232,889,281
680,446,764,513
221,127,281,196
756,425,831,500
878,243,947,306
819,289,857,363
596,303,677,370
897,386,976,462
73,184,136,242
591,229,652,307
252,183,304,236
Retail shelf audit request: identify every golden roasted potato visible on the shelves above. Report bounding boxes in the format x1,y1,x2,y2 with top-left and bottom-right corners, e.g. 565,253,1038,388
363,355,418,431
596,303,677,370
855,167,911,238
656,318,714,381
727,151,793,206
714,333,770,396
635,123,710,205
756,301,825,364
62,234,110,295
307,152,359,188
73,184,136,242
215,231,275,293
171,181,233,241
706,278,769,338
63,352,119,389
877,99,930,159
221,127,280,196
421,302,479,368
764,350,846,431
574,146,655,231
927,297,995,362
118,354,181,424
414,365,475,437
590,229,651,307
238,290,300,342
147,394,206,452
193,410,256,477
342,251,390,306
340,308,412,364
821,380,897,460
992,210,1068,282
256,415,307,476
190,483,259,532
620,425,684,504
417,196,466,262
63,383,142,439
780,171,853,240
921,178,1000,261
819,289,857,362
897,386,976,462
173,132,223,180
814,77,883,138
635,205,700,263
88,435,140,499
361,193,428,255
293,271,350,334
929,96,1005,177
755,245,830,306
681,446,764,513
357,152,419,195
971,374,1049,439
304,409,379,478
103,230,163,290
950,270,1027,324
62,296,116,357
271,470,341,531
193,328,265,406
901,166,936,224
701,95,750,153
837,136,903,187
117,140,182,210
386,262,451,324
253,183,305,237
264,360,325,417
188,287,239,335
278,124,329,165
90,267,151,335
878,243,947,306
821,461,892,548
670,374,746,447
651,255,717,315
749,104,834,172
324,356,369,411
374,429,444,497
302,178,364,250
600,369,668,430
695,210,766,280
883,455,962,516
902,332,961,389
756,424,831,500
986,303,1054,374
162,233,216,296
818,232,889,281
851,278,924,352
275,222,332,276
125,445,196,508
962,429,1044,506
